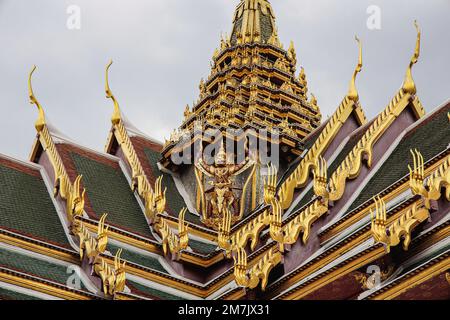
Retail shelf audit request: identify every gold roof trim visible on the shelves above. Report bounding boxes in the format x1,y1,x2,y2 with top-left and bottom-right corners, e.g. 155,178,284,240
104,62,191,259
271,65,426,251
277,37,367,210
227,96,367,252
326,27,427,203
27,66,88,232
278,96,366,210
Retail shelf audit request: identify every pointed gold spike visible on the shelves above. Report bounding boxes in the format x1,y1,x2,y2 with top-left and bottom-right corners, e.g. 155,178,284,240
347,36,363,101
402,20,421,94
28,65,46,132
105,60,121,124
310,93,318,109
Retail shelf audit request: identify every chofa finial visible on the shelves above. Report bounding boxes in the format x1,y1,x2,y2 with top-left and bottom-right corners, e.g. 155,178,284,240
347,36,363,101
105,60,121,125
28,65,46,132
402,20,421,94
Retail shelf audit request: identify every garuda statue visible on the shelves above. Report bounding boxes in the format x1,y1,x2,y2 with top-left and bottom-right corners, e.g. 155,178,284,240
195,139,254,229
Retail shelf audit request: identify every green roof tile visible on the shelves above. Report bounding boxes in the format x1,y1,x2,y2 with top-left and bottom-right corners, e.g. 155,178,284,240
107,243,168,274
0,286,41,300
0,164,70,248
127,279,183,300
188,239,218,255
70,152,152,237
0,247,85,290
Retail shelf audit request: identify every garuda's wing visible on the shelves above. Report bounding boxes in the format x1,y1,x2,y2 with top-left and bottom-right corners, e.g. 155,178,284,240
233,160,255,176
195,159,214,177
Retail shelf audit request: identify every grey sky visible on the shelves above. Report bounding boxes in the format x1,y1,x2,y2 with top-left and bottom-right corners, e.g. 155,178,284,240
0,0,449,161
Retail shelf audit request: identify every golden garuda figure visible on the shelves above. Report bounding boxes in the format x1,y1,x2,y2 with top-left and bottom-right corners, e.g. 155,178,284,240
195,139,254,228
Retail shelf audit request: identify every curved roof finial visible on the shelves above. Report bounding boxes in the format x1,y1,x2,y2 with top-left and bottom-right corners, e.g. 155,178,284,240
28,65,46,132
105,60,121,125
402,20,421,94
347,36,363,101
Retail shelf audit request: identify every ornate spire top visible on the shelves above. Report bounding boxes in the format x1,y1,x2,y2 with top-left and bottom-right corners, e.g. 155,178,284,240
105,60,122,125
347,36,363,101
402,21,421,95
230,0,277,45
28,65,46,132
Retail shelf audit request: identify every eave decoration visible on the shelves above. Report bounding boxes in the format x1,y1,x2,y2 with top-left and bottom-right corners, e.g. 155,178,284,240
371,148,450,252
371,196,429,252
75,214,127,296
233,246,282,291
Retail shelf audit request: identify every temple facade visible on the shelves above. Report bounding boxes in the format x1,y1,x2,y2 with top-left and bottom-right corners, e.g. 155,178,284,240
0,0,449,300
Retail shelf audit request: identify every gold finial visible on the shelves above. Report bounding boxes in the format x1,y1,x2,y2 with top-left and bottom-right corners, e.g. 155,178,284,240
105,60,121,125
402,20,421,94
28,65,46,132
288,41,296,61
347,36,363,101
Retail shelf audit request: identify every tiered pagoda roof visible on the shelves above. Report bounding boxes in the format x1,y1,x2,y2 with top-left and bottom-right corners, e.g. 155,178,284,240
162,0,321,168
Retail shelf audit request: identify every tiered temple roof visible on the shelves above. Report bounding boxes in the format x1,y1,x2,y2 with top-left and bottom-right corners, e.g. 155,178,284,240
0,0,449,300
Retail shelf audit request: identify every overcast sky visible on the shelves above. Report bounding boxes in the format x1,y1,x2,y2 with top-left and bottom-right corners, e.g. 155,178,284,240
0,0,449,161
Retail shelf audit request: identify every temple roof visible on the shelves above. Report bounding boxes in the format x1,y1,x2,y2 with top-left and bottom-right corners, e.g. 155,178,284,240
0,4,448,301
230,0,277,45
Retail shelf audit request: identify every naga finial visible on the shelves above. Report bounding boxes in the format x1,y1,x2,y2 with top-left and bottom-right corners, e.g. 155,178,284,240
28,65,46,132
105,60,121,125
347,36,363,101
402,20,421,94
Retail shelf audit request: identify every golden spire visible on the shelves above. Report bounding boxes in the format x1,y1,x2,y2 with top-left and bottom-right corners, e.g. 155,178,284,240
402,20,421,95
105,60,121,125
347,36,363,101
28,65,46,132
